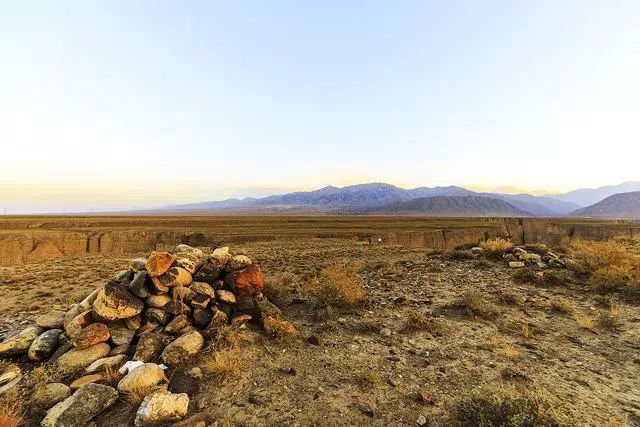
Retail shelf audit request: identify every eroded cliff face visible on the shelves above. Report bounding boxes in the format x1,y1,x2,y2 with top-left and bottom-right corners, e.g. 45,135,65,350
1,217,639,266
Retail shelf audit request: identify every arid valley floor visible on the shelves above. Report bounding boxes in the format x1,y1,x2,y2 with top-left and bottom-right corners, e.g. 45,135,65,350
1,217,639,426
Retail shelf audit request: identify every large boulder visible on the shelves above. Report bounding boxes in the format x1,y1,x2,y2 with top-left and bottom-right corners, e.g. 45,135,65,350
93,283,144,321
41,383,118,427
56,343,111,372
117,363,165,394
28,329,62,361
161,331,203,366
134,389,189,427
0,325,44,356
32,383,71,411
224,264,264,296
36,311,66,329
72,323,110,349
146,251,176,277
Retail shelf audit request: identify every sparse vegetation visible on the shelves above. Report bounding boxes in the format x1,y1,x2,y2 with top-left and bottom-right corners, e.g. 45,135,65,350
264,271,297,306
200,349,243,384
598,299,625,330
480,238,513,258
313,261,366,306
575,313,597,330
446,384,568,426
0,389,22,427
450,249,474,260
460,289,497,320
511,268,537,284
549,298,574,315
404,311,446,335
262,316,298,341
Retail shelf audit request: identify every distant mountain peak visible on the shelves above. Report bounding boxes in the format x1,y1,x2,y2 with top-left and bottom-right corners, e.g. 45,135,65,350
571,191,640,218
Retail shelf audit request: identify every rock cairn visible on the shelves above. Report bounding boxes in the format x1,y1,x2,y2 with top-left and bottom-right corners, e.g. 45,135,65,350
0,244,282,426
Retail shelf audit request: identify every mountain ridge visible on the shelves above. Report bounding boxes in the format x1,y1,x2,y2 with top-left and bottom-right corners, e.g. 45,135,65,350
571,191,640,218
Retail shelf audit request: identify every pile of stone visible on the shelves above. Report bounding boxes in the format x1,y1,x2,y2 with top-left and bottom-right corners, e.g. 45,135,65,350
0,244,280,426
470,243,570,269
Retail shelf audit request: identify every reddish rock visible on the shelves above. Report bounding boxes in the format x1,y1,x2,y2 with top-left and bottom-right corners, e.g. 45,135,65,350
65,310,94,338
224,264,264,296
73,323,111,349
146,252,177,277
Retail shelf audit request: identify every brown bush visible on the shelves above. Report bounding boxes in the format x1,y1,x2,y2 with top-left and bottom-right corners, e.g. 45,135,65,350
589,266,631,292
314,261,366,306
569,240,635,273
460,289,498,320
264,271,297,307
480,238,513,257
262,316,298,341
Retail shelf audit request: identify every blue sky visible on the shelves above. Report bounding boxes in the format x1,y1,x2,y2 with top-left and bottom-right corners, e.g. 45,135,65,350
1,1,639,213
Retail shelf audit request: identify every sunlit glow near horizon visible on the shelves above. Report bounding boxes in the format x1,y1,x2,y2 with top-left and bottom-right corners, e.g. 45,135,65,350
1,1,639,213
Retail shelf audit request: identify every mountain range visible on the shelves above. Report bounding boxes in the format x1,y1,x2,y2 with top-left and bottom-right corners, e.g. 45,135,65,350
571,191,640,218
160,181,640,218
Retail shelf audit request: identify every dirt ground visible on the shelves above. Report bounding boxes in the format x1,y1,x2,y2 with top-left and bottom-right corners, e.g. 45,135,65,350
1,237,640,426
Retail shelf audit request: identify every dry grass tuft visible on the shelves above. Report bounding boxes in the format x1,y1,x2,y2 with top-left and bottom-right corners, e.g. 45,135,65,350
511,268,538,284
264,271,298,306
200,349,243,385
589,266,631,292
446,383,569,426
404,311,446,335
263,316,298,341
357,371,381,389
575,313,597,330
211,325,251,350
313,261,366,306
460,289,498,320
549,298,574,315
0,389,22,427
480,238,513,257
598,299,626,330
120,384,159,409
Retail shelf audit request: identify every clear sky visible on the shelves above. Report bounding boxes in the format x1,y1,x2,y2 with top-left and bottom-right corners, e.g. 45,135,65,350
1,1,639,213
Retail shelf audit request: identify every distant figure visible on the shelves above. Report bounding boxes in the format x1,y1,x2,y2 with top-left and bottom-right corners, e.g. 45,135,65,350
367,236,372,245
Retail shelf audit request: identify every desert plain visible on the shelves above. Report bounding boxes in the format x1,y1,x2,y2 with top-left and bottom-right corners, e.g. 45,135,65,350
1,215,639,426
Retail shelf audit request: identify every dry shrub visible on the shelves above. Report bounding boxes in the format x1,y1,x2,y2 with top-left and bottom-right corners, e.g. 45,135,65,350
511,269,537,284
264,271,297,306
450,250,474,260
549,298,574,315
541,270,571,286
314,261,366,306
569,240,635,273
0,389,22,427
404,311,446,335
589,266,631,292
460,289,498,320
211,325,250,350
491,337,521,359
120,384,160,409
480,238,513,257
598,299,626,330
357,371,381,389
575,313,597,329
446,384,569,426
263,316,298,341
498,291,521,306
200,349,242,384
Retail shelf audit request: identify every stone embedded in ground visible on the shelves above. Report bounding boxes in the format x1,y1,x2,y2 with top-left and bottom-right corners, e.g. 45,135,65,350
151,267,193,289
146,294,172,308
190,281,215,298
161,330,204,366
109,322,135,346
129,270,151,298
32,383,71,411
146,308,171,325
509,261,525,268
215,289,236,304
224,264,264,296
85,354,127,374
65,310,94,338
227,254,252,271
520,253,542,262
175,244,206,274
0,325,44,356
165,315,190,334
146,251,177,277
134,389,189,427
93,283,144,321
41,383,118,427
28,328,62,361
72,323,111,349
134,333,166,362
70,374,104,390
36,311,66,329
56,343,111,372
117,362,165,394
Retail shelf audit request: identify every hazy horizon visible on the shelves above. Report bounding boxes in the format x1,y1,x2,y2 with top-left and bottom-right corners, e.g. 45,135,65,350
2,1,639,213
